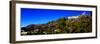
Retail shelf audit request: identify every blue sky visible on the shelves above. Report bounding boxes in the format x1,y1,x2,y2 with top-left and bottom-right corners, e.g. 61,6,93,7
21,8,92,27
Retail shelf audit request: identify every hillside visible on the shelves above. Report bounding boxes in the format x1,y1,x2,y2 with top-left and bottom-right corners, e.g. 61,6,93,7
21,14,92,35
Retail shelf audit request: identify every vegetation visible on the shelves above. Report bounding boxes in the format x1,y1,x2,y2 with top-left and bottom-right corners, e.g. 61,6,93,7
21,14,92,35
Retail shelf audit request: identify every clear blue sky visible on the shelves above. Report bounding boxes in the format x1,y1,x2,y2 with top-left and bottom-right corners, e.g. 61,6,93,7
21,8,92,27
